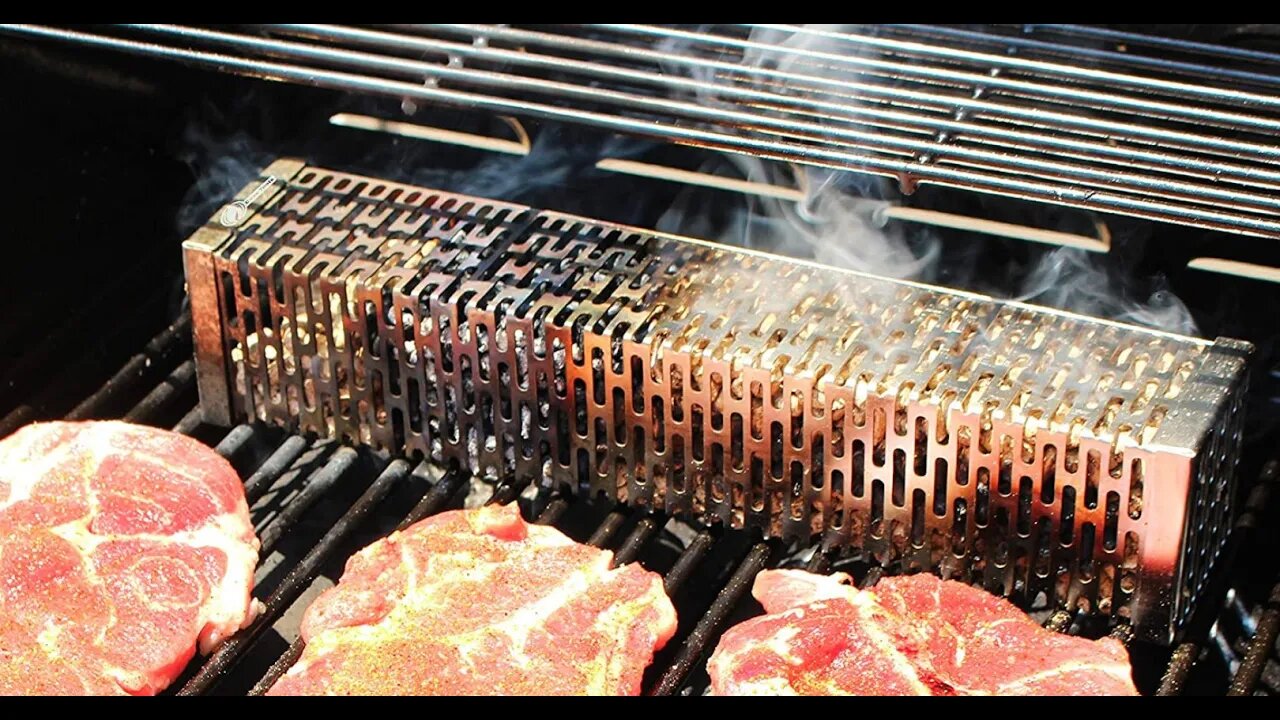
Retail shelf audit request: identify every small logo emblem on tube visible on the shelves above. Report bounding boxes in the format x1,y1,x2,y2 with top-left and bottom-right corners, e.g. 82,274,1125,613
219,176,278,227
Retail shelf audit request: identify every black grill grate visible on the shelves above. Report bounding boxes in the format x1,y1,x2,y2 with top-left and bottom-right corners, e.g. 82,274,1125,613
5,311,1278,695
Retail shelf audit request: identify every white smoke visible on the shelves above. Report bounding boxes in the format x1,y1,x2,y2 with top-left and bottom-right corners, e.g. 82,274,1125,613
654,23,1199,335
1017,246,1199,336
656,157,938,281
650,23,937,280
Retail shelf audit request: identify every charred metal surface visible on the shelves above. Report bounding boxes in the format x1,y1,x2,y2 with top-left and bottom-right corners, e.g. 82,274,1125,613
186,161,1252,643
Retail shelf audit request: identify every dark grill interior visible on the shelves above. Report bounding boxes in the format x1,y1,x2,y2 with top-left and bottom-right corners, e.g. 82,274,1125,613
2,22,1280,696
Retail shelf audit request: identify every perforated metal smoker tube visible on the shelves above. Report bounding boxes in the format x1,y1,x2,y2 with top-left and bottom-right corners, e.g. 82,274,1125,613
183,159,1251,644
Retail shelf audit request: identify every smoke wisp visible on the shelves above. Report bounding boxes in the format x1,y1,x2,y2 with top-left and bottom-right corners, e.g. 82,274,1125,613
655,23,1200,336
1016,246,1199,336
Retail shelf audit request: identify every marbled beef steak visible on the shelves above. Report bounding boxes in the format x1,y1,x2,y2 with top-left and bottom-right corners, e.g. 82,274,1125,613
268,503,677,695
709,570,1138,696
0,421,259,695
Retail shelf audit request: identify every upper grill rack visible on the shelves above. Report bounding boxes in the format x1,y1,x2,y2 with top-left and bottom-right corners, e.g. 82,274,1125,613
7,23,1280,238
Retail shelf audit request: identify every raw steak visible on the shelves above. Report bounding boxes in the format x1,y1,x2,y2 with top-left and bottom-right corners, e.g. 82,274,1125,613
708,570,1138,696
268,503,677,695
0,421,259,695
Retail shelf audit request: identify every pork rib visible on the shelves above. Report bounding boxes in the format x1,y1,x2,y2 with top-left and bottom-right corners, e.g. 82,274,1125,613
0,421,259,695
268,503,677,695
708,569,1138,696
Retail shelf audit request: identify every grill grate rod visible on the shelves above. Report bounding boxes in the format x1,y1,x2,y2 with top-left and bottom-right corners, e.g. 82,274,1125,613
249,640,306,696
535,496,571,526
1020,24,1280,71
663,531,715,598
860,566,886,589
889,25,1280,89
242,435,313,504
613,516,661,567
255,447,358,558
1228,582,1280,695
397,469,470,531
8,23,1280,238
587,511,628,548
213,424,258,464
121,358,195,424
1109,623,1136,647
171,408,204,435
399,18,1280,199
1160,643,1203,696
804,550,833,574
651,542,775,696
